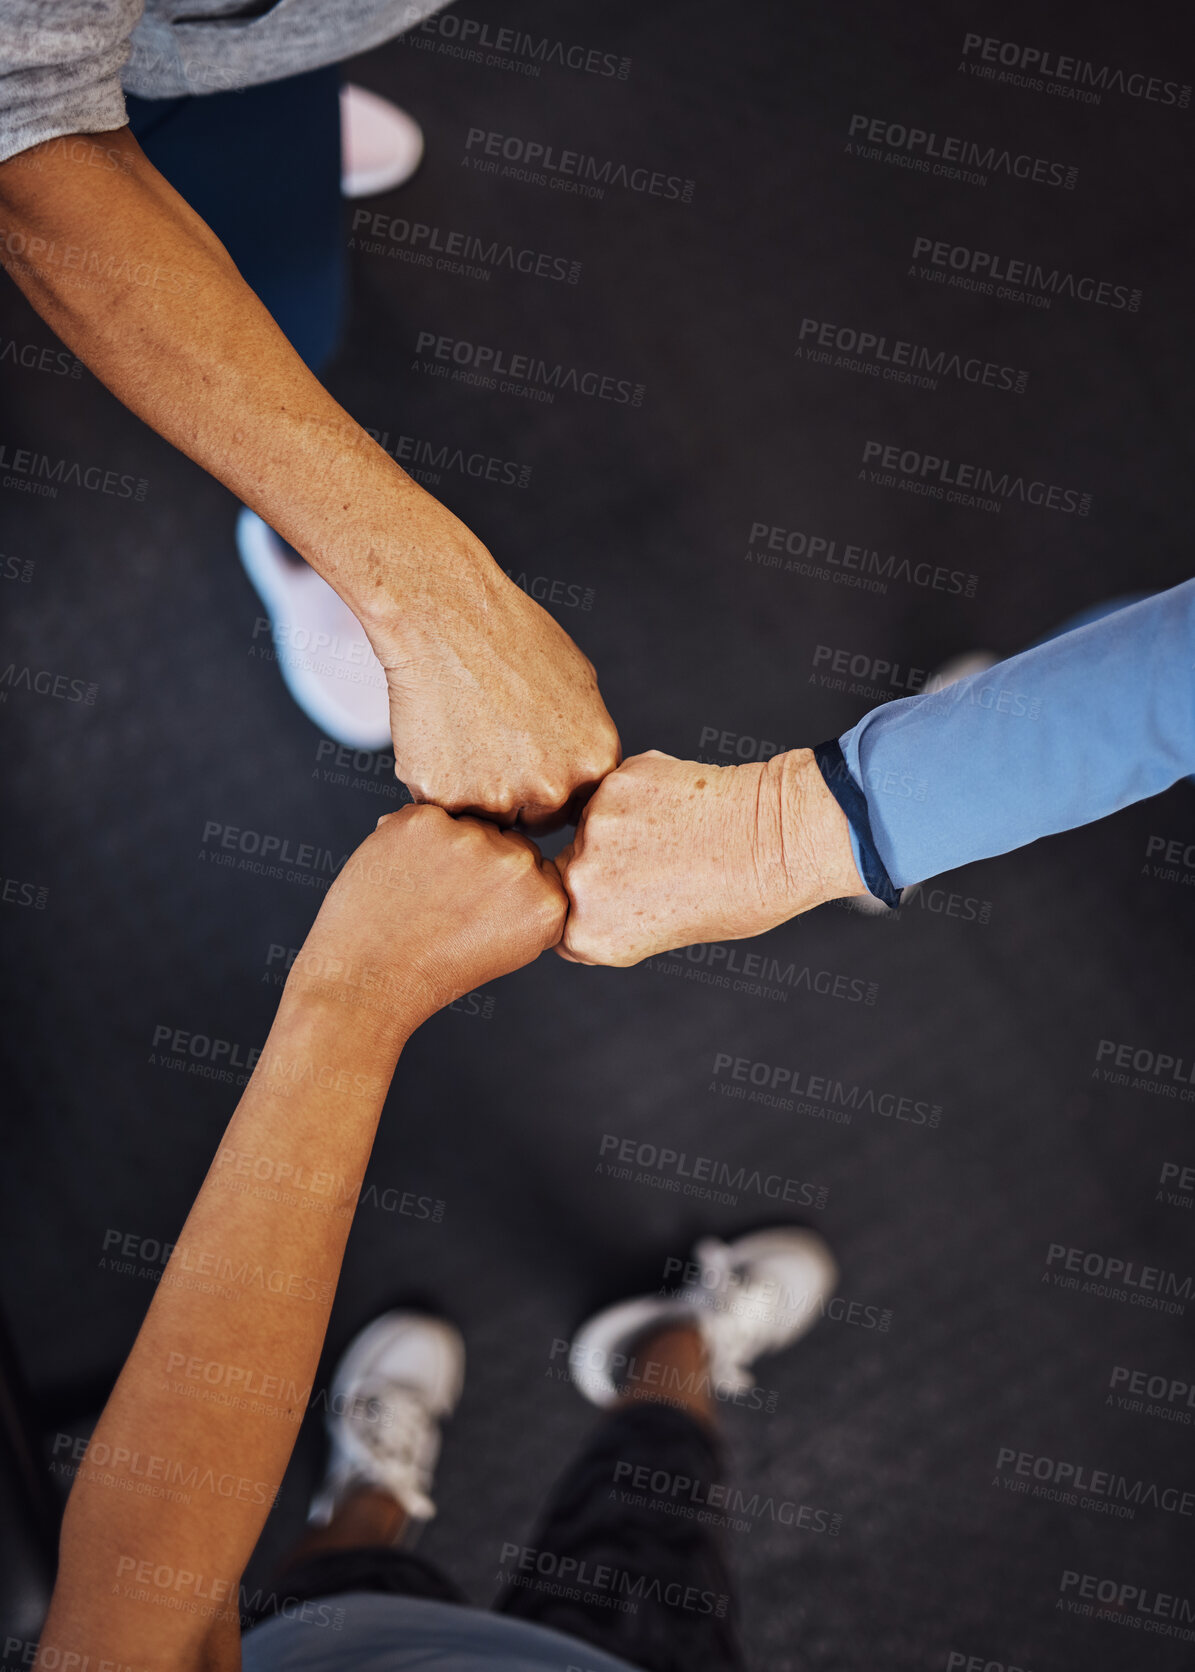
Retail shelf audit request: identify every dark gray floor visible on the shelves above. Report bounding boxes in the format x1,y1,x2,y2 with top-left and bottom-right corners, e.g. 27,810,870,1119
3,0,1195,1666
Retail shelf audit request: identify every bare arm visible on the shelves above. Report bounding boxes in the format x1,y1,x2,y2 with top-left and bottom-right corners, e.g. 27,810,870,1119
0,128,619,824
1,126,444,624
36,806,566,1670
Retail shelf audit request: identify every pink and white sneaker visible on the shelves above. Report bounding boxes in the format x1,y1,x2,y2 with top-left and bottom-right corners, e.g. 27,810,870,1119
340,84,424,198
237,507,392,751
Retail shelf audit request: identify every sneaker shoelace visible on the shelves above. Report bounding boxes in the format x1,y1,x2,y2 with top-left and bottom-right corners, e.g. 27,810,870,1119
683,1246,763,1389
339,1379,438,1516
687,1244,815,1389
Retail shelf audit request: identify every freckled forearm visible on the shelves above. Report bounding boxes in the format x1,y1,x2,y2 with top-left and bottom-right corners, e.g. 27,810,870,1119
0,127,481,631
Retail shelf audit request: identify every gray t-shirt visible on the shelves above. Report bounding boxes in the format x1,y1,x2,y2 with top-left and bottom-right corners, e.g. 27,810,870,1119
241,1592,640,1672
0,0,451,163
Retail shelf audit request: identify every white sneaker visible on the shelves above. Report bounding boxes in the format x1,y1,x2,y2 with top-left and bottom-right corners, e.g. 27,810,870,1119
568,1227,838,1408
340,84,425,197
237,507,392,751
309,1312,465,1529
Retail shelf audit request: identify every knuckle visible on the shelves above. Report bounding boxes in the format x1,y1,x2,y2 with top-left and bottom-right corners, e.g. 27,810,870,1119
455,817,490,849
479,788,516,816
582,789,613,821
561,929,595,965
533,781,568,812
584,803,618,837
416,788,468,817
538,892,566,933
559,853,590,896
580,753,617,784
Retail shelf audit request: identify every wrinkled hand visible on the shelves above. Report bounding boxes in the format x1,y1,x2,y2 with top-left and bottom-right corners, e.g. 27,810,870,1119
292,804,567,1030
366,517,620,831
555,750,865,967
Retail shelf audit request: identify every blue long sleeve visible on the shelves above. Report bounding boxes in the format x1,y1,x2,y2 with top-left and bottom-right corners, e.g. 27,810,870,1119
837,579,1195,891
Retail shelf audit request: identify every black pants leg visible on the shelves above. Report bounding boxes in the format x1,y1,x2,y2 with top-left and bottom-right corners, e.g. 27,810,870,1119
243,1405,745,1669
495,1403,746,1672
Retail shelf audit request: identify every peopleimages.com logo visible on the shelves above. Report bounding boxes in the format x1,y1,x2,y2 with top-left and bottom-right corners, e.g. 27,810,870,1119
1044,1242,1192,1315
0,334,84,378
994,1445,1195,1520
463,129,695,203
946,1655,1037,1672
610,1459,840,1535
797,313,1029,394
958,34,1191,109
363,424,532,490
0,663,97,704
860,439,1092,517
595,1133,828,1210
743,519,979,599
910,235,1142,312
401,9,631,80
1057,1570,1195,1643
647,944,877,1007
711,1053,941,1126
0,441,147,502
413,330,645,407
1092,1037,1195,1100
350,207,581,285
846,111,1077,189
1142,832,1195,888
1108,1363,1195,1425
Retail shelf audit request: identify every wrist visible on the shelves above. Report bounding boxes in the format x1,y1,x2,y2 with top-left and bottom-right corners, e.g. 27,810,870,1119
763,748,866,916
336,476,497,652
275,954,424,1067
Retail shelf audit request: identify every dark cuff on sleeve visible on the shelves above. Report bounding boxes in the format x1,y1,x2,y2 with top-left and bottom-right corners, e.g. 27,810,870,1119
811,738,901,909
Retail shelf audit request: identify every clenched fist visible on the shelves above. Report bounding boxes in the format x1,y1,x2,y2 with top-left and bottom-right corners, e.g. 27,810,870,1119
366,510,620,831
555,749,865,967
293,803,567,1031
